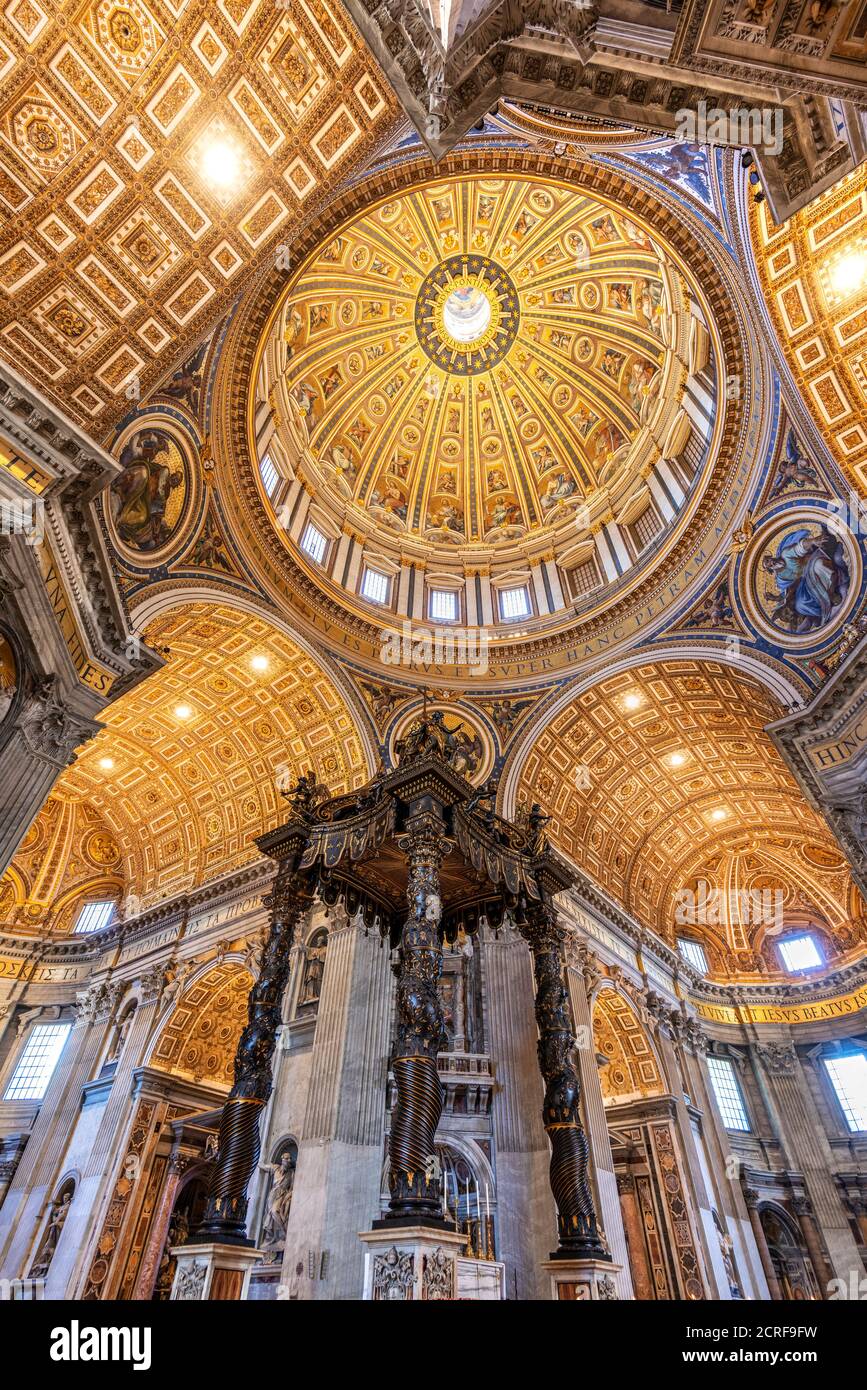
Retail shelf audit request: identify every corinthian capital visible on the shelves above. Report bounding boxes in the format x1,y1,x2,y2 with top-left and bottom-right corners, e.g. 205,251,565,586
755,1041,798,1075
17,676,101,767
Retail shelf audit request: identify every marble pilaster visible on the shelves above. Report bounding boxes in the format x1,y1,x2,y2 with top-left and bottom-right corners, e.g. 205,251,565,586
480,926,552,1300
280,910,392,1299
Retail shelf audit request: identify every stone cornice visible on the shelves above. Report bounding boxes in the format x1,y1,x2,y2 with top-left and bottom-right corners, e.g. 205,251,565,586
0,860,274,965
0,359,162,700
693,956,867,1012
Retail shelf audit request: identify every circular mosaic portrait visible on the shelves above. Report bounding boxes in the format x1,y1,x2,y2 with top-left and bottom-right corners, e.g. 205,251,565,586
109,426,191,557
742,508,860,647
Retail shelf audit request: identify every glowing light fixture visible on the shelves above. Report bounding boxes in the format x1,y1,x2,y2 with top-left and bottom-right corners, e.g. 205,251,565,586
174,704,192,720
200,137,240,191
711,807,728,822
623,691,642,710
829,250,867,296
98,757,114,770
669,752,686,767
251,654,269,672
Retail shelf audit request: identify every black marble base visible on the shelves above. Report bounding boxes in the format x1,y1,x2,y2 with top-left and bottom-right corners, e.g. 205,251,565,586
548,1245,613,1262
372,1215,458,1233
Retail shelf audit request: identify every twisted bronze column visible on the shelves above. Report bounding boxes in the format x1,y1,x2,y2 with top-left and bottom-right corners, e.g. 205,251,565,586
385,797,448,1224
196,862,314,1244
521,902,609,1260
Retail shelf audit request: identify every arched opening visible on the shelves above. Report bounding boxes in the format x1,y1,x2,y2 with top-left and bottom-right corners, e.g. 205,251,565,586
152,1174,210,1301
760,1205,820,1301
149,962,254,1089
35,601,374,915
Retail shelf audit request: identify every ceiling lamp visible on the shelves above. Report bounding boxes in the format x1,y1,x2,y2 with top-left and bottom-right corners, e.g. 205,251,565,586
623,691,642,710
251,654,269,672
174,704,193,720
200,136,241,191
669,752,686,767
98,757,114,770
829,249,867,296
711,807,728,822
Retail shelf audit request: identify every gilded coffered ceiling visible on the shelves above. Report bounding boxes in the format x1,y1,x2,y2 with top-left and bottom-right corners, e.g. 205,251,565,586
593,986,664,1105
514,659,866,977
750,164,867,487
0,794,123,934
149,960,251,1086
260,175,697,556
0,0,399,430
2,602,372,920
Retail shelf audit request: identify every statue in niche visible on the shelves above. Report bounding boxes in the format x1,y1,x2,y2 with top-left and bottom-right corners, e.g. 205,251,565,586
299,930,328,1006
713,1210,743,1298
108,1005,136,1063
30,1189,72,1278
261,1143,298,1252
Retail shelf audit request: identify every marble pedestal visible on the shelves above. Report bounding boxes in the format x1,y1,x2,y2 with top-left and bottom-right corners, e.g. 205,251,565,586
456,1256,506,1299
170,1242,265,1301
541,1256,623,1301
359,1225,466,1301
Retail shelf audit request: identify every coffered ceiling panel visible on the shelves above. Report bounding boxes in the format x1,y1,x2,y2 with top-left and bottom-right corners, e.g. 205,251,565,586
515,659,863,974
16,601,372,911
750,164,867,487
0,0,399,430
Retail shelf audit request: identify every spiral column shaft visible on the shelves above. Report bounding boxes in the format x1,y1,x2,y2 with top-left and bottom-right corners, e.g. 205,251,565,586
386,798,447,1224
196,862,314,1244
521,903,609,1260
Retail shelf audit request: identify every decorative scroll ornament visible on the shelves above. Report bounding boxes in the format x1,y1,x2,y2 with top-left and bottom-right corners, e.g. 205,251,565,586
372,1247,414,1300
172,1261,207,1301
17,676,99,766
755,1041,798,1075
423,1247,454,1300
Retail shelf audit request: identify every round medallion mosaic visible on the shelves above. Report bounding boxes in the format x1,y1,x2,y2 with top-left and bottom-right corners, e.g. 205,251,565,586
415,255,519,375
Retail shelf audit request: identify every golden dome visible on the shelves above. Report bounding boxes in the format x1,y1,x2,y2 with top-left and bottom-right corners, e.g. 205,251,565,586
255,173,717,569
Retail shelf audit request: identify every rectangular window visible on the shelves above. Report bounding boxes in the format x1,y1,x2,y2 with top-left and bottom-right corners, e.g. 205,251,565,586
677,938,708,974
360,568,389,605
300,521,327,565
429,589,458,623
73,900,115,935
706,1055,751,1132
631,507,662,552
3,1023,72,1101
778,933,822,972
498,585,531,622
823,1054,867,1133
259,454,279,499
572,558,601,597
